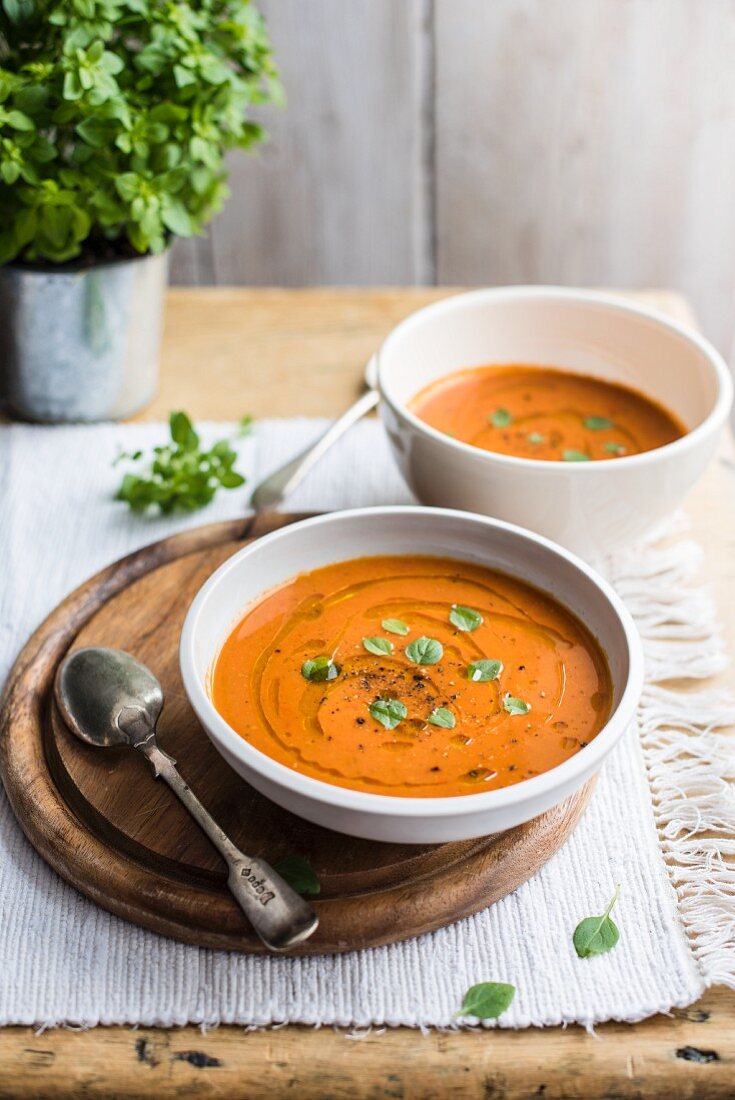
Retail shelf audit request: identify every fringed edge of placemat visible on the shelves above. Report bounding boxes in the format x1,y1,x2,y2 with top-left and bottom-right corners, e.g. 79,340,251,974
608,519,735,992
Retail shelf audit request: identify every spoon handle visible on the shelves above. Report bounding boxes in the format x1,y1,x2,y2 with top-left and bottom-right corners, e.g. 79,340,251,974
138,740,319,952
249,386,379,512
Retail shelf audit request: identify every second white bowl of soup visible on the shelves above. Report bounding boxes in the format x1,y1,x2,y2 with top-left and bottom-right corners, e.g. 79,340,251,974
377,287,732,559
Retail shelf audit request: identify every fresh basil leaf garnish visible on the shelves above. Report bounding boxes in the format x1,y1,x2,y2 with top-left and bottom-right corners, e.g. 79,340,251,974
405,636,443,665
363,636,393,656
527,432,545,444
381,618,410,636
584,416,614,431
490,407,513,428
273,855,321,896
573,886,621,958
603,441,626,455
427,707,456,729
369,697,407,730
467,659,502,683
503,694,531,715
457,981,516,1020
449,604,483,632
301,655,339,683
562,450,590,462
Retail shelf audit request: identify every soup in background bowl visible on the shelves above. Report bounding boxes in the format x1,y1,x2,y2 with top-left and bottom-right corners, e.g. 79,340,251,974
376,287,732,560
180,507,643,843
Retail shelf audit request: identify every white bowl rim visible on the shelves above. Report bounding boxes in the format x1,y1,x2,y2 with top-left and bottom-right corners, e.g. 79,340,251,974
376,285,733,473
180,505,645,820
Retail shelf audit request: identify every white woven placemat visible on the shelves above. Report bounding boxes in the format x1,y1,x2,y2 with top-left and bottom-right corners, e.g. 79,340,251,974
0,418,733,1029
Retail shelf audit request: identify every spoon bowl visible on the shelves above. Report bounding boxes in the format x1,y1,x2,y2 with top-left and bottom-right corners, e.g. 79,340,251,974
55,646,162,748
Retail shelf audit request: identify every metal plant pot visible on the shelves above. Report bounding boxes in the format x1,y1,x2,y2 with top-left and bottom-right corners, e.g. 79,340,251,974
0,250,167,423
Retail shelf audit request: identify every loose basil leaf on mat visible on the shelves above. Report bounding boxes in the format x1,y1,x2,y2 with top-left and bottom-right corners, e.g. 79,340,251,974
449,604,484,632
369,697,407,730
382,618,410,636
301,656,339,683
457,982,516,1020
603,441,627,455
527,432,545,444
405,636,443,665
503,694,531,715
489,408,513,428
273,855,321,897
562,450,590,462
363,636,394,656
583,416,614,431
467,659,502,683
427,707,456,729
573,886,621,958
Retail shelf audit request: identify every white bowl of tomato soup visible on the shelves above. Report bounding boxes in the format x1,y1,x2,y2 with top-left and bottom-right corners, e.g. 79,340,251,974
377,287,732,559
180,507,643,843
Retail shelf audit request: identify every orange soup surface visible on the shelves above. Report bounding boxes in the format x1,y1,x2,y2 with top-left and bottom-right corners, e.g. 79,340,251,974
410,365,685,461
211,555,613,798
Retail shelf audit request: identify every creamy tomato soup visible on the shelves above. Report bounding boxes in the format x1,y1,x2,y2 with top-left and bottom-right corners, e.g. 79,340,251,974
410,365,685,461
211,555,612,798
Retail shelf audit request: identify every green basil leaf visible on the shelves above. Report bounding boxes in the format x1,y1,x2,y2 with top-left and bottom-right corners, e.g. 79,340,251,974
467,659,502,683
301,656,339,683
428,707,455,729
363,636,393,656
503,694,531,715
490,407,513,428
603,441,627,455
562,450,590,462
458,981,516,1020
381,618,410,636
449,604,483,632
405,636,443,665
573,886,621,958
527,432,545,444
584,416,614,431
369,697,407,730
273,855,321,896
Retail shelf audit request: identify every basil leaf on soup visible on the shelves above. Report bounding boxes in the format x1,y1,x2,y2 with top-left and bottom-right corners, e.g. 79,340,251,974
603,441,626,455
503,693,531,715
562,450,590,462
449,604,484,632
584,416,614,431
382,618,410,636
467,659,502,683
363,636,393,656
405,636,443,665
301,655,339,682
527,432,545,444
427,707,456,729
490,407,513,428
457,982,516,1020
369,697,407,730
573,886,621,958
273,855,321,897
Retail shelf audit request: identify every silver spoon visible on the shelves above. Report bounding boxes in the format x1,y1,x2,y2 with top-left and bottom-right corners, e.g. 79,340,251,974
54,646,319,952
250,355,379,512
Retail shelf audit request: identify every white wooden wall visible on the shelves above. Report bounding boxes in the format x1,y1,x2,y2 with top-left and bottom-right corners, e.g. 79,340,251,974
171,0,735,353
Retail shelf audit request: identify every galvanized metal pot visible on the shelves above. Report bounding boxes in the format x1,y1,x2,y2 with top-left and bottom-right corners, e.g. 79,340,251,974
0,251,167,423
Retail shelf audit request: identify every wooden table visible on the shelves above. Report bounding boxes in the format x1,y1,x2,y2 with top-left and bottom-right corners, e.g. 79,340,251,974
3,288,734,1098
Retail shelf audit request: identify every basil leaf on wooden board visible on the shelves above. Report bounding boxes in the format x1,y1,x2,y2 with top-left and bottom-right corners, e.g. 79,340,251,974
427,707,456,729
382,618,410,636
584,416,614,431
362,636,393,656
301,655,339,683
503,694,531,715
562,450,590,462
405,636,443,665
489,408,513,428
467,659,502,683
457,981,516,1020
449,604,484,632
273,855,321,897
573,886,621,958
369,697,407,730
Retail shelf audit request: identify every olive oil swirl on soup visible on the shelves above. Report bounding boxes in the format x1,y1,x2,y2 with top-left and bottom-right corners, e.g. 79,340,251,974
212,556,612,798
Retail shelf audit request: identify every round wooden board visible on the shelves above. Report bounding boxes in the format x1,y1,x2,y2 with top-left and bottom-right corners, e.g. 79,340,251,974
0,512,595,955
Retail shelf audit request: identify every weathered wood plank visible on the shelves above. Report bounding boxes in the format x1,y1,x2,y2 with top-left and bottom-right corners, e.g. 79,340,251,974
434,0,735,352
